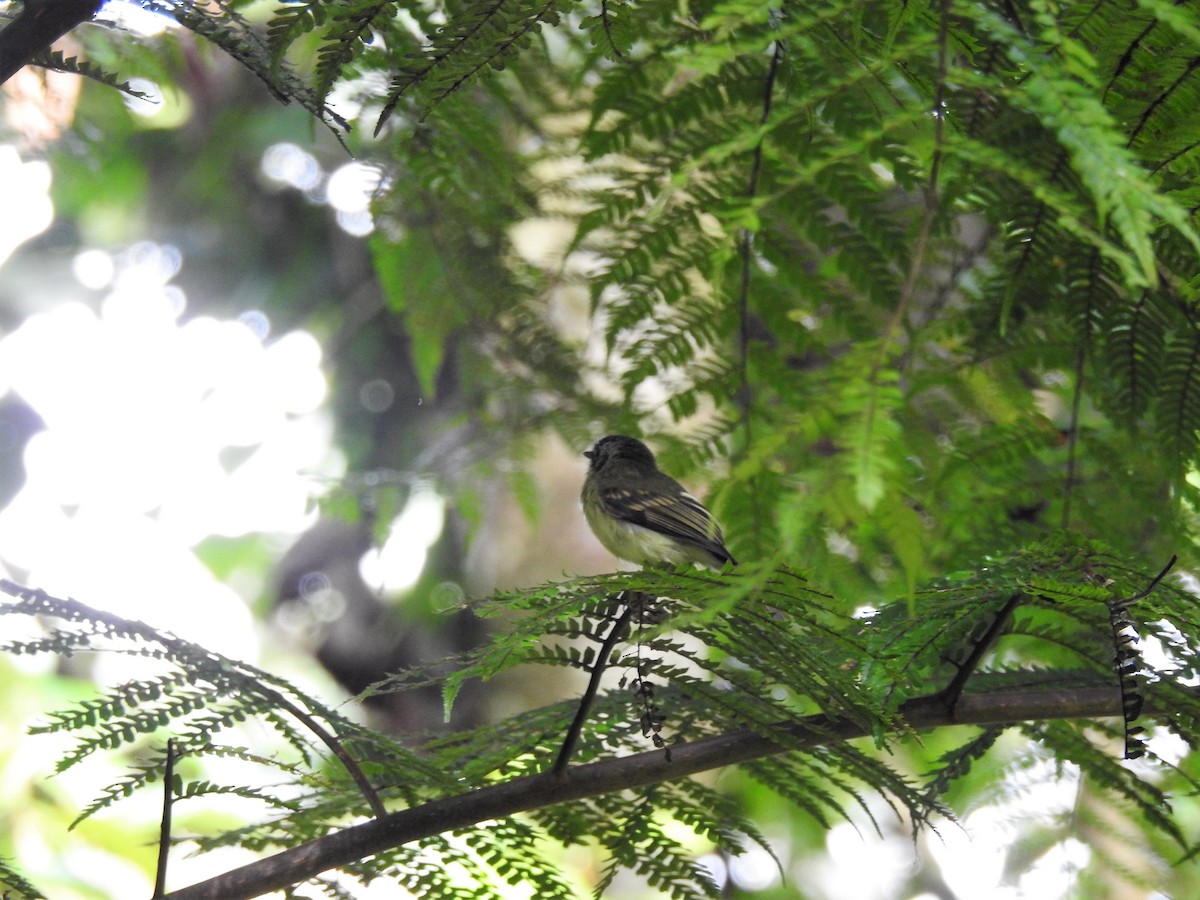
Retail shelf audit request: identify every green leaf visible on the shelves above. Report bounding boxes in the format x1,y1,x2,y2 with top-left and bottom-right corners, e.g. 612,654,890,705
370,230,462,398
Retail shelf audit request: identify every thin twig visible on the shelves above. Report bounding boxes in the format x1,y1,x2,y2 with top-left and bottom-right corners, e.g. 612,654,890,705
553,595,638,774
152,738,177,899
736,36,784,552
1062,250,1099,528
934,593,1024,714
858,0,951,486
259,688,387,819
871,0,950,376
1116,554,1178,607
600,0,627,62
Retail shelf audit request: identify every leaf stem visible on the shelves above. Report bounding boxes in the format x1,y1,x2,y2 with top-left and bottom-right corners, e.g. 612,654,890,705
152,739,177,899
552,595,638,774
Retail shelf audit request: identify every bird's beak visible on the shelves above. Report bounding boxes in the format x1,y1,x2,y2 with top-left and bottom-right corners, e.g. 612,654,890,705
583,450,594,460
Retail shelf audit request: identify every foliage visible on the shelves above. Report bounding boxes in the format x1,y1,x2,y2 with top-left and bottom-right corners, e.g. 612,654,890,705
0,856,46,900
6,0,1200,895
28,0,1200,580
4,539,1200,897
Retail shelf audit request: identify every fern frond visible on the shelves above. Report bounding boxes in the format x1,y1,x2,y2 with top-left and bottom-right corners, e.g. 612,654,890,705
311,1,393,103
1099,288,1172,423
837,360,906,511
150,0,348,131
963,4,1200,289
0,857,46,900
1028,719,1187,849
459,818,580,898
1152,325,1200,468
266,0,331,65
75,771,296,830
375,0,573,130
590,789,723,900
919,725,1007,802
29,48,150,97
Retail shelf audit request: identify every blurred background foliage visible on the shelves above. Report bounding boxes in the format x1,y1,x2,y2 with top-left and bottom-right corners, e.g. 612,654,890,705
2,0,1200,897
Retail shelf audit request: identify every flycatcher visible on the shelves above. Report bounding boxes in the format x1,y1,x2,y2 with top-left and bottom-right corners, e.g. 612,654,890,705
581,434,736,570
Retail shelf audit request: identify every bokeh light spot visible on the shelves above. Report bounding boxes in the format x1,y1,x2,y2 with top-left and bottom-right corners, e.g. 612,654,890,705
239,309,271,340
0,146,53,266
0,245,336,632
360,484,446,594
261,142,323,191
72,248,116,290
327,161,382,213
359,378,395,413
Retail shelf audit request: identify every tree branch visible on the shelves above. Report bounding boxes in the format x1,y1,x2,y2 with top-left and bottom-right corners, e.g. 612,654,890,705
165,683,1122,899
0,0,103,85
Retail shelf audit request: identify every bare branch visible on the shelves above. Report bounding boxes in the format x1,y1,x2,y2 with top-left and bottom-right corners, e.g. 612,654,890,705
553,595,638,775
152,739,177,899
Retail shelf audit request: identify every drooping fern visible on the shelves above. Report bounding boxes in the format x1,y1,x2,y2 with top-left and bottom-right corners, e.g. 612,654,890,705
0,579,406,823
373,0,575,129
5,540,1200,897
0,857,46,900
27,47,151,98
21,0,1200,546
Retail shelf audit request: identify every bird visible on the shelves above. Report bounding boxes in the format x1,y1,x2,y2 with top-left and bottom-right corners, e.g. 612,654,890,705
581,434,736,570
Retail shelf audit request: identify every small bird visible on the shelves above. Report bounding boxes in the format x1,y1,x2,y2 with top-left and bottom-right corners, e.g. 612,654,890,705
581,434,736,570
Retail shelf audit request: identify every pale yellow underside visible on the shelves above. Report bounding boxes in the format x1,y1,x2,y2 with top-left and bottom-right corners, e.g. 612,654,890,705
584,502,716,569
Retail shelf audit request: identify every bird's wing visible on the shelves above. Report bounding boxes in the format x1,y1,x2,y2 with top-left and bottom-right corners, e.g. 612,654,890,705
597,481,731,562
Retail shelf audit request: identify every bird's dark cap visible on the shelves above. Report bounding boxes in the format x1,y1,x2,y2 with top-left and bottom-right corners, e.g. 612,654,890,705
586,434,656,466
